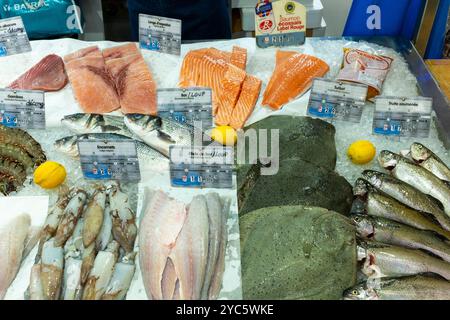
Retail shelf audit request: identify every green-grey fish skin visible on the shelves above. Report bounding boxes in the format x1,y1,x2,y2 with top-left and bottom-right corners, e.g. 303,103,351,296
124,114,196,158
344,276,450,300
364,189,450,240
358,241,450,280
239,158,353,216
61,113,132,136
378,151,450,216
410,142,450,182
240,206,357,300
352,214,450,262
362,170,450,232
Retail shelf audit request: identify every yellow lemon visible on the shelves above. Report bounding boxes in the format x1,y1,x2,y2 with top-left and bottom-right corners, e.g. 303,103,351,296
211,126,237,146
34,161,67,189
347,140,376,165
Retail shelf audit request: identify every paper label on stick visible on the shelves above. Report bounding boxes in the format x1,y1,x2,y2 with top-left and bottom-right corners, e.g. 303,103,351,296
0,89,45,129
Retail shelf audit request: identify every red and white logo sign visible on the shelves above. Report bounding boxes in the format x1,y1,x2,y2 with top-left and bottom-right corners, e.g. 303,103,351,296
259,19,273,31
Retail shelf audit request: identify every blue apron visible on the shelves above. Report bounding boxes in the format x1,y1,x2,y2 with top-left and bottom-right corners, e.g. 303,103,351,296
128,0,231,41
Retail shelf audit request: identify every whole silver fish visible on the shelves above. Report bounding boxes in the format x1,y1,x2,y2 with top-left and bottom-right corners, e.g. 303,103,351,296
358,240,450,280
353,179,450,240
410,142,450,182
124,114,198,158
362,170,450,232
61,113,131,136
378,151,450,216
344,276,450,300
54,133,168,167
352,214,450,262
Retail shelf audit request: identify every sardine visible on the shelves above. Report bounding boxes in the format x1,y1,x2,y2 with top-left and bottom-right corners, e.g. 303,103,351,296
83,187,106,247
410,143,450,182
354,179,450,240
358,240,450,280
108,182,137,253
362,170,450,232
40,239,64,300
344,276,450,300
0,214,31,300
124,114,197,157
352,214,450,262
82,240,120,300
54,189,88,247
61,113,131,136
378,151,450,216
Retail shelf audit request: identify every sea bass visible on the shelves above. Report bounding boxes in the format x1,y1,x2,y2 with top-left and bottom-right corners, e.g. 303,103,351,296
353,179,450,240
362,170,450,232
358,240,450,280
124,114,198,158
352,214,450,262
344,276,450,300
410,142,450,182
378,151,450,216
61,113,132,136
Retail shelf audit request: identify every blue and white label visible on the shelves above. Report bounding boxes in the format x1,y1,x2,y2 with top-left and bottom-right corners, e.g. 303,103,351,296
307,78,368,123
373,96,433,138
170,145,234,189
0,89,45,129
78,139,141,182
158,88,213,131
0,16,31,57
138,14,181,56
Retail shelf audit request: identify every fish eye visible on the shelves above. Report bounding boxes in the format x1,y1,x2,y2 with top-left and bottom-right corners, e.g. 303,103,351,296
354,217,360,222
352,290,358,295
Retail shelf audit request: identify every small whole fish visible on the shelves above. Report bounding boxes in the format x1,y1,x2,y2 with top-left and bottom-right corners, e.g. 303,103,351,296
61,113,132,136
358,240,450,280
410,142,450,182
54,133,168,169
344,276,450,300
352,214,450,262
362,170,450,232
353,179,450,240
378,151,450,216
124,114,197,157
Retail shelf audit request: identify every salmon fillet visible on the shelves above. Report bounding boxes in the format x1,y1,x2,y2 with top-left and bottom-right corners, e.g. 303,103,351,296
65,55,120,113
8,54,68,92
64,46,102,63
106,53,157,115
103,43,139,61
230,46,247,70
263,51,329,110
229,75,262,129
215,64,246,126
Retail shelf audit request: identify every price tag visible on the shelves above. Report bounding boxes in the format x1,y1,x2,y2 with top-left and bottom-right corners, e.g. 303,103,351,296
158,88,213,131
0,16,31,57
78,139,141,182
170,145,234,189
307,79,368,123
138,14,181,55
0,89,45,129
373,96,433,138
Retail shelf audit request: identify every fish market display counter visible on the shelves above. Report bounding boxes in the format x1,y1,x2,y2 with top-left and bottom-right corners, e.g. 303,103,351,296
0,36,449,301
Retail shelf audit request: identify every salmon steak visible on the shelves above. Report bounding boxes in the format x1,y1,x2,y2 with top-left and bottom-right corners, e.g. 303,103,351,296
179,46,261,127
8,54,68,92
263,51,330,110
64,47,121,114
104,44,157,115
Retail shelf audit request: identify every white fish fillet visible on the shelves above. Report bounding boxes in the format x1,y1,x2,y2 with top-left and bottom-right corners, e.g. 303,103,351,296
170,195,209,300
139,189,187,300
0,214,31,299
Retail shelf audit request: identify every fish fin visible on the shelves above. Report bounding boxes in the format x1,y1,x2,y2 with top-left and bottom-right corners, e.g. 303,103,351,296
100,125,123,133
426,194,446,212
157,130,176,143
